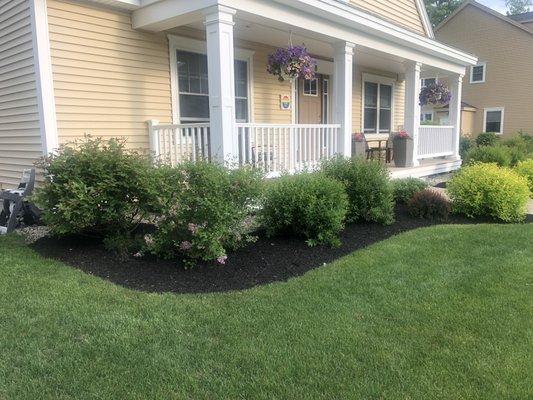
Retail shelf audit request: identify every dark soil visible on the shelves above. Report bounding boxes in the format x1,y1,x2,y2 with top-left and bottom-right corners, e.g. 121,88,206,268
30,206,527,294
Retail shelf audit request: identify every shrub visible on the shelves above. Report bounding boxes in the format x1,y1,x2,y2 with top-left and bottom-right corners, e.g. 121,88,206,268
146,162,263,265
459,136,474,159
34,137,154,239
322,157,394,224
447,163,529,222
476,132,499,147
464,145,512,167
502,134,533,166
407,189,451,221
391,178,428,204
261,173,348,247
515,159,533,195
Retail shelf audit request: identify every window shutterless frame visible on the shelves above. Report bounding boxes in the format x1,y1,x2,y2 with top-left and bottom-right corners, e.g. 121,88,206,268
483,107,504,135
361,73,395,134
470,62,486,84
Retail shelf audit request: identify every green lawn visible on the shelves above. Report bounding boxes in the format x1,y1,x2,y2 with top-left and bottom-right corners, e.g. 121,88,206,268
0,224,532,399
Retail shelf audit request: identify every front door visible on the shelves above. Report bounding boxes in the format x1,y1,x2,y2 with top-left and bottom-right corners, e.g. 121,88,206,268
298,75,323,124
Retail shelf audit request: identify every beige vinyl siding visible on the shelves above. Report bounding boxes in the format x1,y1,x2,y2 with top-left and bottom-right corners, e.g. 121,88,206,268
0,0,42,189
436,4,533,136
350,0,427,36
47,0,172,149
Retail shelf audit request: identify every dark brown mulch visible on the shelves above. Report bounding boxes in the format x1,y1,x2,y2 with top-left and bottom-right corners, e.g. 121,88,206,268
30,206,526,295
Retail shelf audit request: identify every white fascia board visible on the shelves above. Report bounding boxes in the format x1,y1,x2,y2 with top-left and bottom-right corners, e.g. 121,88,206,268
83,0,141,10
132,0,217,30
29,0,58,155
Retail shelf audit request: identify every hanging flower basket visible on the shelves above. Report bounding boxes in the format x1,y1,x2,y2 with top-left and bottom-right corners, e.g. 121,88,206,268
419,82,451,106
267,45,316,82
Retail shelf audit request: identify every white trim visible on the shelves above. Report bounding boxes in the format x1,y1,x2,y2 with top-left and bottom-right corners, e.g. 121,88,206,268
167,34,254,124
414,0,435,39
361,73,396,134
483,107,505,135
469,62,486,84
29,0,58,155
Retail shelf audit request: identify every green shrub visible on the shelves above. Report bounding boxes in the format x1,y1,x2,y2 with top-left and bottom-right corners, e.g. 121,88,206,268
391,178,428,204
261,173,348,247
502,134,533,166
34,137,154,239
322,157,394,224
447,163,529,222
515,159,533,195
464,145,512,167
476,132,499,146
459,136,474,159
407,189,451,221
146,162,263,265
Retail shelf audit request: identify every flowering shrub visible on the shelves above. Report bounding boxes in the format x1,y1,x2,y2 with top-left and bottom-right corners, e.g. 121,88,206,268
146,162,263,266
419,82,451,106
322,157,394,224
391,177,428,204
261,172,348,247
447,163,529,222
34,137,154,239
407,189,451,221
267,45,316,82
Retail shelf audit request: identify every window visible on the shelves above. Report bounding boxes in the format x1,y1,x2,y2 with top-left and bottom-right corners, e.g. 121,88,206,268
421,77,436,87
484,108,504,134
364,80,393,133
303,78,318,96
421,112,433,122
176,50,249,123
470,63,486,83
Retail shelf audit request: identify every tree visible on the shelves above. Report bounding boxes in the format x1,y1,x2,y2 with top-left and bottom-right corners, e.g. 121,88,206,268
424,0,462,27
505,0,532,15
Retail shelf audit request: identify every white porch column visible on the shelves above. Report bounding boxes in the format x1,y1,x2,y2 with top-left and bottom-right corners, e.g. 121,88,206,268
204,6,237,163
449,73,464,160
333,42,355,158
404,61,422,167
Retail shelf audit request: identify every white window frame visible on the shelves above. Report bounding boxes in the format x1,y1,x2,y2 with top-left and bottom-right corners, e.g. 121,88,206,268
470,62,486,84
421,112,434,122
303,78,319,97
361,73,395,136
421,77,436,88
483,107,504,135
168,35,254,124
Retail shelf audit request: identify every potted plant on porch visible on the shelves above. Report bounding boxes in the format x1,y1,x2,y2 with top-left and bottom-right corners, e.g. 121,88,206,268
266,45,316,82
392,131,414,167
352,133,366,158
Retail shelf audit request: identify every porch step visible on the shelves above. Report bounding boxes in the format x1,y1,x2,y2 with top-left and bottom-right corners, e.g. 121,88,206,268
389,159,462,179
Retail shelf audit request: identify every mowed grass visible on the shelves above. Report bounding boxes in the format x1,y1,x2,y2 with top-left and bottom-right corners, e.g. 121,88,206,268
0,224,532,399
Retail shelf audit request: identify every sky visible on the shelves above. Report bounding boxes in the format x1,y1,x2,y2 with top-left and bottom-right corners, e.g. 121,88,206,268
477,0,508,14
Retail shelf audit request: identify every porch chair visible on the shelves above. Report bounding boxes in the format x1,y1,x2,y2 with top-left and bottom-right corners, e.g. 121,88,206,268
0,169,36,235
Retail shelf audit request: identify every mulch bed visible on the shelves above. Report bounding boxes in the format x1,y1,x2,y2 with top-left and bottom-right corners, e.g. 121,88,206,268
31,204,510,295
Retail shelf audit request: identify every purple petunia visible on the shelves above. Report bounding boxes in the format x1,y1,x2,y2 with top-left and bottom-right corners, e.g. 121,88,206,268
267,45,317,82
419,82,452,106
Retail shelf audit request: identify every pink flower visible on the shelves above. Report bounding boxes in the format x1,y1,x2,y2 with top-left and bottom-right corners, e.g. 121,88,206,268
354,133,365,142
217,255,228,265
396,131,410,139
180,241,192,251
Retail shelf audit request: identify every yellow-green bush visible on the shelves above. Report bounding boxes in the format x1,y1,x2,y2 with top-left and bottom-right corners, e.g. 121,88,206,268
447,163,529,222
515,159,533,196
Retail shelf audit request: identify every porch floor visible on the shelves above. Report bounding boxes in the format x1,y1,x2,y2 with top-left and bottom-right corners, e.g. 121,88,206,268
388,158,462,179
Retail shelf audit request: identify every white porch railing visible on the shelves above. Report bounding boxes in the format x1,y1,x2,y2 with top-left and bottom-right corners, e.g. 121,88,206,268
417,125,455,159
236,123,341,175
149,123,210,165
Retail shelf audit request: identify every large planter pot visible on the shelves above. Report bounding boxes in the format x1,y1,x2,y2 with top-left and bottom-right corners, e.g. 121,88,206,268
393,137,414,167
352,140,366,158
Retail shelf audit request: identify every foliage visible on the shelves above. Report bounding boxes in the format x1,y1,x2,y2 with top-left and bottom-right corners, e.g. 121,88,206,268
146,162,263,266
392,178,428,204
447,163,530,222
459,135,474,159
260,172,348,247
502,133,533,166
33,137,154,239
419,82,451,106
515,159,533,195
407,189,451,221
475,132,499,146
505,0,531,16
266,45,316,82
464,145,512,167
424,0,462,27
322,157,394,224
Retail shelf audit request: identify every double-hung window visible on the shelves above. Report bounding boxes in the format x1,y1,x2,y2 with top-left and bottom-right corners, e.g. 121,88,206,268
470,63,486,84
421,77,436,87
176,50,249,123
484,108,504,134
364,80,393,134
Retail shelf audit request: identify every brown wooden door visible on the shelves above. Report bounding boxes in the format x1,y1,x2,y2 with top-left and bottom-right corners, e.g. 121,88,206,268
298,76,322,124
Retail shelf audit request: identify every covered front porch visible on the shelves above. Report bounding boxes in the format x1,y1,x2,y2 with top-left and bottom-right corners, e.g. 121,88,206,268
137,1,476,177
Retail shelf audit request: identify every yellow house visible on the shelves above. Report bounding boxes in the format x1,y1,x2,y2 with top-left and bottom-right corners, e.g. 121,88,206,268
0,0,477,187
435,0,533,137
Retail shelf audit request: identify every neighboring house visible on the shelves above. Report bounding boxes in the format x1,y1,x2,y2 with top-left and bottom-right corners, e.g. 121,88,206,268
434,0,533,137
0,0,476,187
